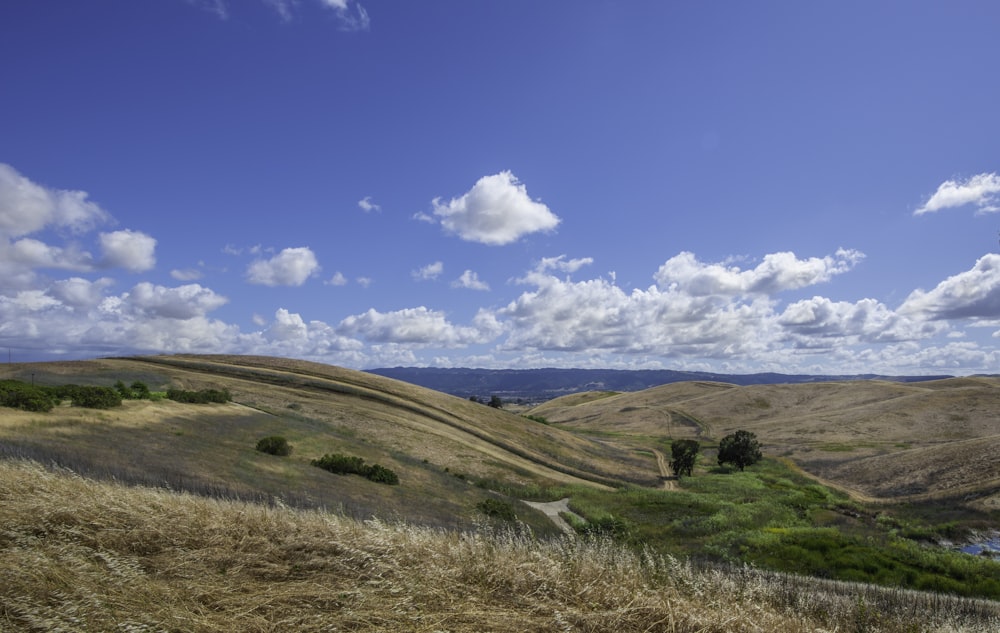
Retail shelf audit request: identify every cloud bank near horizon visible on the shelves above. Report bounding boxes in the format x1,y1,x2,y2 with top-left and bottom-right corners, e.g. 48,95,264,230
3,163,1000,375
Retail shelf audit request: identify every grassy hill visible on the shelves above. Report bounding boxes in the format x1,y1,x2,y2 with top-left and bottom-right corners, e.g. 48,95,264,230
3,355,1000,630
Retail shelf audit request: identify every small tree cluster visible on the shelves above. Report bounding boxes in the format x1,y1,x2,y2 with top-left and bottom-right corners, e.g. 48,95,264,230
311,452,399,485
58,384,123,409
669,439,700,479
166,388,231,404
717,430,762,471
255,436,292,456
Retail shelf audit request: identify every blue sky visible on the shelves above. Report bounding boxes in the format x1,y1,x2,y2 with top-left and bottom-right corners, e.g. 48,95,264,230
2,0,1000,375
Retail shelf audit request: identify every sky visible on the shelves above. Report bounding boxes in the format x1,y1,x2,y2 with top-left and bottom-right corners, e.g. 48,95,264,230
2,1,1000,375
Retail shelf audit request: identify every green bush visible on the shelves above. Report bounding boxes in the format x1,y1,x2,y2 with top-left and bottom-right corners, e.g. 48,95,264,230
69,385,122,409
166,388,231,404
0,380,56,412
311,452,399,485
255,436,292,456
476,498,517,522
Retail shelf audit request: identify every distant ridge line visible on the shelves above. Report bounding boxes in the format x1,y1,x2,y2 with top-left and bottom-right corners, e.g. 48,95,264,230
365,367,953,401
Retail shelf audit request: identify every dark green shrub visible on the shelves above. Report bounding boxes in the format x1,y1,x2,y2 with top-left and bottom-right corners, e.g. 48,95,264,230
0,380,56,412
311,452,399,485
130,381,151,399
255,436,292,456
364,464,400,485
70,386,122,409
476,498,517,522
166,388,231,404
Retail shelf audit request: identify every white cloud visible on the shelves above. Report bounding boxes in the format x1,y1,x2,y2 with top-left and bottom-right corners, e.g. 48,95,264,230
452,270,490,291
126,282,229,319
537,255,594,274
0,163,111,239
431,171,561,245
778,296,940,346
49,277,115,310
171,268,203,281
6,238,94,271
325,271,349,286
358,196,381,213
900,254,1000,320
915,173,1000,215
246,246,320,286
356,276,373,288
319,0,370,31
412,261,443,281
653,249,864,296
337,306,498,347
99,230,157,272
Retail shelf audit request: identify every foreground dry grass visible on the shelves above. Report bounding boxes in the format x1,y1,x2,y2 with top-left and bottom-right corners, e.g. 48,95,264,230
2,460,998,632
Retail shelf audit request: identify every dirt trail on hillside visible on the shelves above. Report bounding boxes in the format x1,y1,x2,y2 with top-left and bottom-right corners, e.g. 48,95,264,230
651,449,678,491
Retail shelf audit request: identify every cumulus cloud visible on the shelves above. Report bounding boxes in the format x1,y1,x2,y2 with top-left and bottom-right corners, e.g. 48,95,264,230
431,171,561,245
100,230,157,272
915,173,1000,215
653,249,864,296
779,296,940,347
49,277,116,310
246,246,320,286
337,306,499,347
126,282,228,319
325,271,349,286
452,270,490,291
412,261,443,281
900,254,1000,320
0,163,111,238
537,255,594,274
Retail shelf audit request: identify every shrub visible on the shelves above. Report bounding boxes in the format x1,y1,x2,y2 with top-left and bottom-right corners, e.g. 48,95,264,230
0,380,56,412
255,436,292,456
311,452,399,485
166,388,231,404
476,498,517,522
70,385,123,409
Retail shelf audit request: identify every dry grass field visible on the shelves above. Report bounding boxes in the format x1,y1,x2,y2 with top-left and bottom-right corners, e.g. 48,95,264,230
2,459,998,632
530,377,1000,509
4,355,1000,630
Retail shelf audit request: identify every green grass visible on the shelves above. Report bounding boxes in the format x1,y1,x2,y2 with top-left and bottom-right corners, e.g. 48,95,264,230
537,458,1000,600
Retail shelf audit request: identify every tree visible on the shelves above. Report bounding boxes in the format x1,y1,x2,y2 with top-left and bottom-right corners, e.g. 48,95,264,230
487,395,503,409
669,439,700,478
717,430,762,471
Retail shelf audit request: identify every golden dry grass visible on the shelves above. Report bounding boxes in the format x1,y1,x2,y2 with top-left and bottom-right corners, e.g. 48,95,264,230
530,377,1000,507
2,459,997,632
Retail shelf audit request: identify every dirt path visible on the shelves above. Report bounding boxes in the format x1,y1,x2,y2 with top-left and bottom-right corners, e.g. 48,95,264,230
522,498,584,536
651,449,678,491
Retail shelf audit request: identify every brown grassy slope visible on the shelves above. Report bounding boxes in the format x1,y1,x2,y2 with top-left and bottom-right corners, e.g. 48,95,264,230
0,355,653,530
529,378,1000,507
3,460,998,633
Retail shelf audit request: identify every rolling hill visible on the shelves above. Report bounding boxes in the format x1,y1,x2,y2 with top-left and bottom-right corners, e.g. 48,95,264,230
4,355,1000,630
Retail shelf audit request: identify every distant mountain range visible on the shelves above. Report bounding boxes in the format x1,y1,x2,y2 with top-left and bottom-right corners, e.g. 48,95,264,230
365,367,953,403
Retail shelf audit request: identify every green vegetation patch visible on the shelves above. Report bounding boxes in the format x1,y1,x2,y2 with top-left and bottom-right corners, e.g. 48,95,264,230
311,452,399,485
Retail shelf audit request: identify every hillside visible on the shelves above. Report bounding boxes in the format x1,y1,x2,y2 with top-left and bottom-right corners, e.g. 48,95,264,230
529,377,1000,508
5,354,1000,625
0,355,650,531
